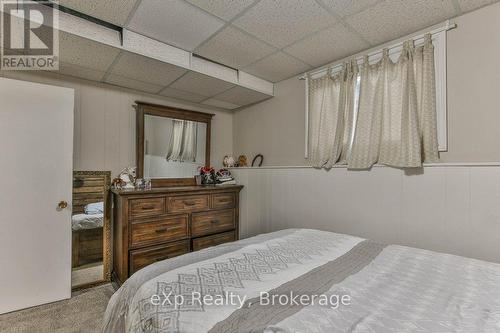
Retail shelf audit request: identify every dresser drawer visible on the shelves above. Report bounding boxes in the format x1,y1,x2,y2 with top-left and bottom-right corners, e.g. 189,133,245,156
191,209,235,237
129,240,190,274
130,215,188,248
167,195,209,213
211,193,236,210
129,197,165,219
192,231,236,251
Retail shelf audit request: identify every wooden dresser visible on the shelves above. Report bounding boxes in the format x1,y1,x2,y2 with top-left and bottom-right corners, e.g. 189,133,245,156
111,185,243,285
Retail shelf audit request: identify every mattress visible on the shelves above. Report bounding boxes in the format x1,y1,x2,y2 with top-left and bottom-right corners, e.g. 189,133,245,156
71,213,103,231
103,229,500,332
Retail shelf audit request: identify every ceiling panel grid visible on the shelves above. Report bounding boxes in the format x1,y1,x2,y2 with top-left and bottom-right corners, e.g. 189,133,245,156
14,0,500,109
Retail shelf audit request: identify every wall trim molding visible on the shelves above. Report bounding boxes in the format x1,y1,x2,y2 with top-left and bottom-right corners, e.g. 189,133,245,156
229,162,500,170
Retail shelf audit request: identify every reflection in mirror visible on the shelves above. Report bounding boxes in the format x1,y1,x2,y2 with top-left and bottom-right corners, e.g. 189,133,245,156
71,171,110,289
144,115,206,179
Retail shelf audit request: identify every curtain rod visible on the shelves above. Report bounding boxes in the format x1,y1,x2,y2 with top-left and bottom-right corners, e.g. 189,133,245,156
298,20,456,80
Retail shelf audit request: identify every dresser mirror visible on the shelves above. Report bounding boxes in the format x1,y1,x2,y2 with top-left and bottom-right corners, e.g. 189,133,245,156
136,102,213,187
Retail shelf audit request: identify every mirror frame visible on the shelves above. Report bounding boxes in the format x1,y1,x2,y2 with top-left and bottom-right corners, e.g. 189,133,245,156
135,101,214,187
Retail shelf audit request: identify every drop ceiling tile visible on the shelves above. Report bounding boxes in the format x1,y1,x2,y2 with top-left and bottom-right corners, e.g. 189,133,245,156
186,0,255,20
244,52,311,82
59,32,120,71
60,0,139,26
159,87,207,103
234,0,337,48
346,0,456,45
169,71,235,97
202,98,241,110
105,74,163,94
196,26,276,68
318,0,380,17
127,0,225,51
284,23,369,67
58,62,106,81
458,0,500,12
109,52,187,86
215,86,271,106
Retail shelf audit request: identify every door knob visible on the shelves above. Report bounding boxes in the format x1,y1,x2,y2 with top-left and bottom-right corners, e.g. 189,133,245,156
57,201,68,211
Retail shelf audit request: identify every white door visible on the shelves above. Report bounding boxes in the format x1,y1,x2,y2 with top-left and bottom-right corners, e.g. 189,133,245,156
0,77,74,314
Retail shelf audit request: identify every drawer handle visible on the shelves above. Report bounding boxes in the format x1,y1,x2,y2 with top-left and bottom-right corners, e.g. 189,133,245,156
141,205,156,210
210,219,219,224
184,201,197,206
155,228,168,234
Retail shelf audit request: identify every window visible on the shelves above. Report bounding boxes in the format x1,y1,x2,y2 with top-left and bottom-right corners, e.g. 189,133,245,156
304,24,449,160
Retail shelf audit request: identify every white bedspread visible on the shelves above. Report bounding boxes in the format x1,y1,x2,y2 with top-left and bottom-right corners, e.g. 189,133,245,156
103,229,500,332
71,213,103,231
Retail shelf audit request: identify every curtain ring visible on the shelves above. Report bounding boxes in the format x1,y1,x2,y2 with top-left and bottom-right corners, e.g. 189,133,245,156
402,40,413,58
424,33,432,44
352,59,359,74
405,40,415,50
342,62,348,80
328,67,335,78
423,33,433,52
362,55,369,68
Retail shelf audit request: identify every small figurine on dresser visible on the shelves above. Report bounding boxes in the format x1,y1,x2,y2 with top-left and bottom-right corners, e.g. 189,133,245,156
115,167,136,189
223,155,235,168
111,177,126,189
135,178,151,190
216,169,236,186
200,166,216,185
237,155,248,167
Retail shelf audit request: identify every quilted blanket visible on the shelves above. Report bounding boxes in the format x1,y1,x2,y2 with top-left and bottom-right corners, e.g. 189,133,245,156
103,229,500,332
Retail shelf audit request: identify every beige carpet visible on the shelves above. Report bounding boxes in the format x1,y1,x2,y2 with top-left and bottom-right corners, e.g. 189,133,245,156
72,263,103,287
0,284,114,333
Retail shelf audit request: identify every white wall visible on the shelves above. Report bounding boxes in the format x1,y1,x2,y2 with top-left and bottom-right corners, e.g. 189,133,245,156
0,71,233,177
233,77,306,166
233,165,500,264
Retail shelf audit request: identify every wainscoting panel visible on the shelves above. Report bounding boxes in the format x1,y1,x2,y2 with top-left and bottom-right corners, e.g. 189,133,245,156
232,166,500,263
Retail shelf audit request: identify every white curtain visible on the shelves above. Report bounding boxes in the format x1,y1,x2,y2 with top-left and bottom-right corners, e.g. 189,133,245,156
415,35,439,163
347,54,384,168
378,41,421,167
166,119,185,161
166,119,198,162
309,33,439,169
309,60,358,168
338,61,359,164
180,120,198,162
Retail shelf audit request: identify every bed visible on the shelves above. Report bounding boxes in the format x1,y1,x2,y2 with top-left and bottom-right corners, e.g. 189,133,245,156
103,229,500,332
71,212,104,268
72,212,104,231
